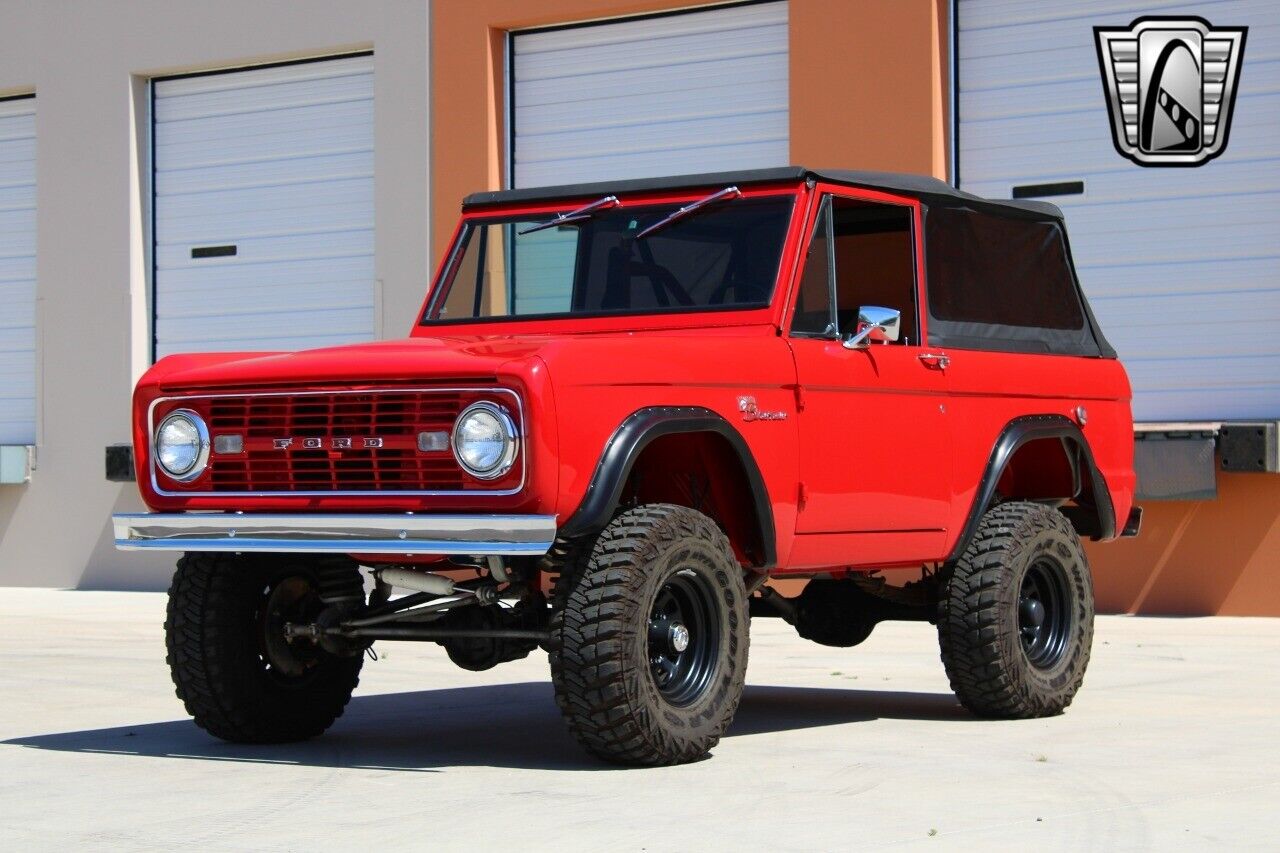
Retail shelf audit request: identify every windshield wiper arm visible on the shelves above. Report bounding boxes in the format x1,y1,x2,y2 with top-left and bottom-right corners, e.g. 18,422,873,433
517,195,620,235
635,186,742,240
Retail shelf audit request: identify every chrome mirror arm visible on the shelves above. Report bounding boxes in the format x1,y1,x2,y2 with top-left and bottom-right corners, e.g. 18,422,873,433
841,326,877,349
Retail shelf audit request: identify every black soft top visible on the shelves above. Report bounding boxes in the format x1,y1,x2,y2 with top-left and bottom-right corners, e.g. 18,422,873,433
462,165,1064,221
462,166,1113,359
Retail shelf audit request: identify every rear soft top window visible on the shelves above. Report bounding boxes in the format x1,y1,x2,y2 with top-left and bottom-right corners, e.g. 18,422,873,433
924,206,1108,357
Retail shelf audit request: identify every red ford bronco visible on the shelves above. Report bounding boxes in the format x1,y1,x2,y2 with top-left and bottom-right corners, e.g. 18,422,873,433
114,167,1140,765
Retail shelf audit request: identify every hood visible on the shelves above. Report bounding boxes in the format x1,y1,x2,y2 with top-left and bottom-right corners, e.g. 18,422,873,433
142,324,783,394
145,336,555,391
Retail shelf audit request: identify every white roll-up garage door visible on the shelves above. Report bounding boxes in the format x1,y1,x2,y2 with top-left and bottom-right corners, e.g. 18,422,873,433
0,96,36,446
958,0,1279,421
153,54,374,359
511,1,789,189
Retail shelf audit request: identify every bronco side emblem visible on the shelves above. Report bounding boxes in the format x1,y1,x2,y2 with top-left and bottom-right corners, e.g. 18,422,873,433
1094,17,1247,167
737,396,787,422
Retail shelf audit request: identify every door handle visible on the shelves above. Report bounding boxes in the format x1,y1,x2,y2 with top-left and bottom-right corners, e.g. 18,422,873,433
918,352,950,370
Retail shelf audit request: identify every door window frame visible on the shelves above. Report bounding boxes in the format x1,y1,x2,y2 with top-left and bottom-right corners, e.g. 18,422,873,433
782,184,930,348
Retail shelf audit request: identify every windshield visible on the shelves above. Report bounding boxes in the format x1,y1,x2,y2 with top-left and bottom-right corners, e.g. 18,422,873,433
423,196,793,323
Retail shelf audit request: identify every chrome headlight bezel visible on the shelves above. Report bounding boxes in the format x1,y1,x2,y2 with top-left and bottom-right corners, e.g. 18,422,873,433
153,409,211,482
451,401,519,480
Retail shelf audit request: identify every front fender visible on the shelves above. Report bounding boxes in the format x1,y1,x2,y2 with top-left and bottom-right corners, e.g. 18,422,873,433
558,406,777,567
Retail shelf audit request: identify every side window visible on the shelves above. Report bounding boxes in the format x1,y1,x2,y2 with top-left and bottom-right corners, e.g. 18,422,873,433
789,200,835,336
925,207,1085,330
789,196,919,344
831,198,919,346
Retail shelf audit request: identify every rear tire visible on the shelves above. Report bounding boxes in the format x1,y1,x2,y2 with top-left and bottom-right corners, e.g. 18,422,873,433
165,552,364,743
549,504,749,765
937,501,1094,718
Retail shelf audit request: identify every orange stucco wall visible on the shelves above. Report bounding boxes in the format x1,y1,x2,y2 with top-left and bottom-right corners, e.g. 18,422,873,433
1088,473,1280,616
429,0,1277,616
788,0,948,178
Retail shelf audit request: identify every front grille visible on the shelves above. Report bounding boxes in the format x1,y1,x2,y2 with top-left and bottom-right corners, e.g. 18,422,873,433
191,390,480,493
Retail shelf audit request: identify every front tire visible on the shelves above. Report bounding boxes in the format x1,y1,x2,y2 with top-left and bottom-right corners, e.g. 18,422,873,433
165,552,364,743
937,501,1095,718
549,504,749,765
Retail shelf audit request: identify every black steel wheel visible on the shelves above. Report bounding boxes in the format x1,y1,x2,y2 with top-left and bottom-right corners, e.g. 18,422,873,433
550,504,749,766
937,501,1095,718
1018,558,1072,669
166,553,364,743
647,570,722,706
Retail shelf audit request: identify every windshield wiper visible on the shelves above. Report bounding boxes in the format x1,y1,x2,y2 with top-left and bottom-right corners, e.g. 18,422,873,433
635,186,742,240
517,195,620,235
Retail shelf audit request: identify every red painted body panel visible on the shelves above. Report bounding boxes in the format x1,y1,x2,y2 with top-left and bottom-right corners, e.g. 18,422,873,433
127,178,1136,575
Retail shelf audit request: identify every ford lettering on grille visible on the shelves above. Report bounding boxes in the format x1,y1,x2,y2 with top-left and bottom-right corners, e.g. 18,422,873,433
272,437,385,450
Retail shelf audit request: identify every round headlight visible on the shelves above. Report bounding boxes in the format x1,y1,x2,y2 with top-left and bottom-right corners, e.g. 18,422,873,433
451,402,518,480
154,409,210,481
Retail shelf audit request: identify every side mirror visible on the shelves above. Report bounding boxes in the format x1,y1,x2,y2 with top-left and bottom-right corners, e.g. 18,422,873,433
842,305,902,349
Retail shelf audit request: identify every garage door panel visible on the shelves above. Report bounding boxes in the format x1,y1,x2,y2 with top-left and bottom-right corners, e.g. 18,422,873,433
517,30,786,88
519,110,789,164
153,55,374,359
516,1,785,60
962,100,1280,183
961,0,1201,35
0,228,35,257
157,178,372,227
1078,255,1278,297
517,61,787,131
1095,291,1280,336
157,260,373,314
512,2,788,188
156,228,373,271
516,138,789,189
0,97,34,445
1128,354,1280,391
154,106,374,153
156,150,372,198
156,207,373,252
160,283,372,322
154,101,373,164
1068,221,1280,268
0,254,34,285
1133,387,1278,421
960,0,1280,421
517,47,787,101
160,307,375,353
155,68,373,122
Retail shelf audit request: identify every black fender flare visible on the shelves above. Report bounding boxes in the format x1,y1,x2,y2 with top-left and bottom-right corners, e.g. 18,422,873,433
558,406,777,568
949,414,1116,562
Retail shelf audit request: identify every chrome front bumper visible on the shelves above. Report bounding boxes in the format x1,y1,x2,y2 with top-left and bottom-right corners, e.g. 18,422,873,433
111,513,557,556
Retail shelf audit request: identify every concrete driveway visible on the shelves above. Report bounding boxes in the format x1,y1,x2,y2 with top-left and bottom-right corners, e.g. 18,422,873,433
0,588,1276,851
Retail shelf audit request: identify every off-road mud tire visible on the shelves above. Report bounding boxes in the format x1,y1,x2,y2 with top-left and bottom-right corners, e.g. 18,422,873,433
549,504,749,765
937,501,1094,718
165,552,364,743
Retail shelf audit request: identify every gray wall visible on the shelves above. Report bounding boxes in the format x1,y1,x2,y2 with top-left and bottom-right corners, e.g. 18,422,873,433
0,0,431,589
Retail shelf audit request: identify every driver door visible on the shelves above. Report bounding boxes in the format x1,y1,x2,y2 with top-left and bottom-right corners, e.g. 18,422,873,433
787,191,952,561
